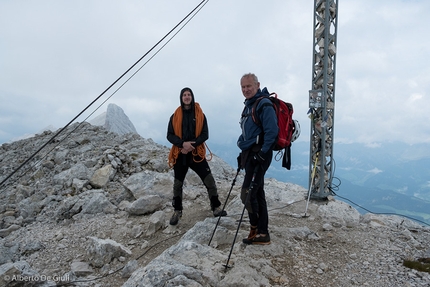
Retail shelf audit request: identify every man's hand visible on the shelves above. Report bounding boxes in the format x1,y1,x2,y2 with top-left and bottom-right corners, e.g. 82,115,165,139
252,151,267,165
181,141,196,154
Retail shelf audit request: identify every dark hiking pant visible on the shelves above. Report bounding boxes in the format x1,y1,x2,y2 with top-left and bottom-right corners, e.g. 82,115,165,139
240,149,272,235
172,153,221,211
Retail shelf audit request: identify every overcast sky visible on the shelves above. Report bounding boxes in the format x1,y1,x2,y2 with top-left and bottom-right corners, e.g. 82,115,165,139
1,0,429,152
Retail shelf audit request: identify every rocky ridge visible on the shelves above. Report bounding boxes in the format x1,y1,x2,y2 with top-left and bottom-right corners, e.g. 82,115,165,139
0,122,429,287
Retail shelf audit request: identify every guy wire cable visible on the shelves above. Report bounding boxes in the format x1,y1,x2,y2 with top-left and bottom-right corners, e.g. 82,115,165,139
0,0,210,190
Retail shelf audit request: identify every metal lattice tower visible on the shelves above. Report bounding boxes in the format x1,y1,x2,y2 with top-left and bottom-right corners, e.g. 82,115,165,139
308,0,338,199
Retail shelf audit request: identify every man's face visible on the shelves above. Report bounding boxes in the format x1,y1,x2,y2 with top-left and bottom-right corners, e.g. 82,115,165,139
241,76,260,100
182,91,193,106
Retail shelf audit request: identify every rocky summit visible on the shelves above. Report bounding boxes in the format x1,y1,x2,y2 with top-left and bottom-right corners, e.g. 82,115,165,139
0,122,430,287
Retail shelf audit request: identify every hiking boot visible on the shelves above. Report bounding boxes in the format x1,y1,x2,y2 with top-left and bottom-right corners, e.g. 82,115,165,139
246,227,258,240
169,210,182,225
213,207,227,217
243,233,271,245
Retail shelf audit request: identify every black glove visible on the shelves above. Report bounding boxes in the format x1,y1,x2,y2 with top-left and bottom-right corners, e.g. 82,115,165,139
252,151,267,165
237,153,242,170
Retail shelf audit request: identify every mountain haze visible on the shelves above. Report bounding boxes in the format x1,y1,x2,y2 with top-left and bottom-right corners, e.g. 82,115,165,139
209,140,430,226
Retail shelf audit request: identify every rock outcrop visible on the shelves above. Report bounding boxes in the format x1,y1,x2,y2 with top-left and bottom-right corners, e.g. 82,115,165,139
89,103,138,135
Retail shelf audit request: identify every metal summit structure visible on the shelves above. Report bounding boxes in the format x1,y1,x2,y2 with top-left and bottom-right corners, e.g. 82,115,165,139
308,0,339,200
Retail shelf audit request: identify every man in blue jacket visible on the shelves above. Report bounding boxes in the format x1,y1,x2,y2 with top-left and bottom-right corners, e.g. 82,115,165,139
237,73,278,245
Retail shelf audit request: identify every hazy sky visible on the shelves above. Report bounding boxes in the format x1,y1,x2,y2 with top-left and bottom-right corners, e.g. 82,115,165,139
1,0,429,150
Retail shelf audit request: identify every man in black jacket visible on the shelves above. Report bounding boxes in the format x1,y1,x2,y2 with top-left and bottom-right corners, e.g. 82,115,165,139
167,87,227,225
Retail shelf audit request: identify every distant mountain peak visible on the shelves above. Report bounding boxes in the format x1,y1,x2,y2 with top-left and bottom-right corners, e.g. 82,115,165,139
89,103,138,136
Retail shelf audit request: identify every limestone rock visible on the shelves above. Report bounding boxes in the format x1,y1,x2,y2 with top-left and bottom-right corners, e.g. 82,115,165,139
87,237,132,268
90,164,116,188
89,103,138,136
71,261,94,277
127,195,163,216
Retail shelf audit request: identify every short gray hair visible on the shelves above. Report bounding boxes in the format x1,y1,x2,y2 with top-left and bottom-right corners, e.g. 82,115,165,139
241,73,258,83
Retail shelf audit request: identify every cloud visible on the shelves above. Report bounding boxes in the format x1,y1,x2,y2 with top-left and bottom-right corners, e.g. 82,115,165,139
368,168,383,175
1,0,429,149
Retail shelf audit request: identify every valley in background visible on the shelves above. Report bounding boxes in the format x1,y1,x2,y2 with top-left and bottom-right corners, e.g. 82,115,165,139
209,140,430,226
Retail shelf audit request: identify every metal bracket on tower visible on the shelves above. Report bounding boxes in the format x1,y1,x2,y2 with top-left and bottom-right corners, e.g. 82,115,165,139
308,0,339,200
309,89,325,108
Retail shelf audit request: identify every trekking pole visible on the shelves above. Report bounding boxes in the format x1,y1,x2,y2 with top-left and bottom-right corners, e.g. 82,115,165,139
208,167,240,246
223,165,259,270
304,152,319,217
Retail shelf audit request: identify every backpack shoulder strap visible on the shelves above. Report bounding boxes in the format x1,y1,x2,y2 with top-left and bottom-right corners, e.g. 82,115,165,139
249,87,277,126
252,95,275,126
